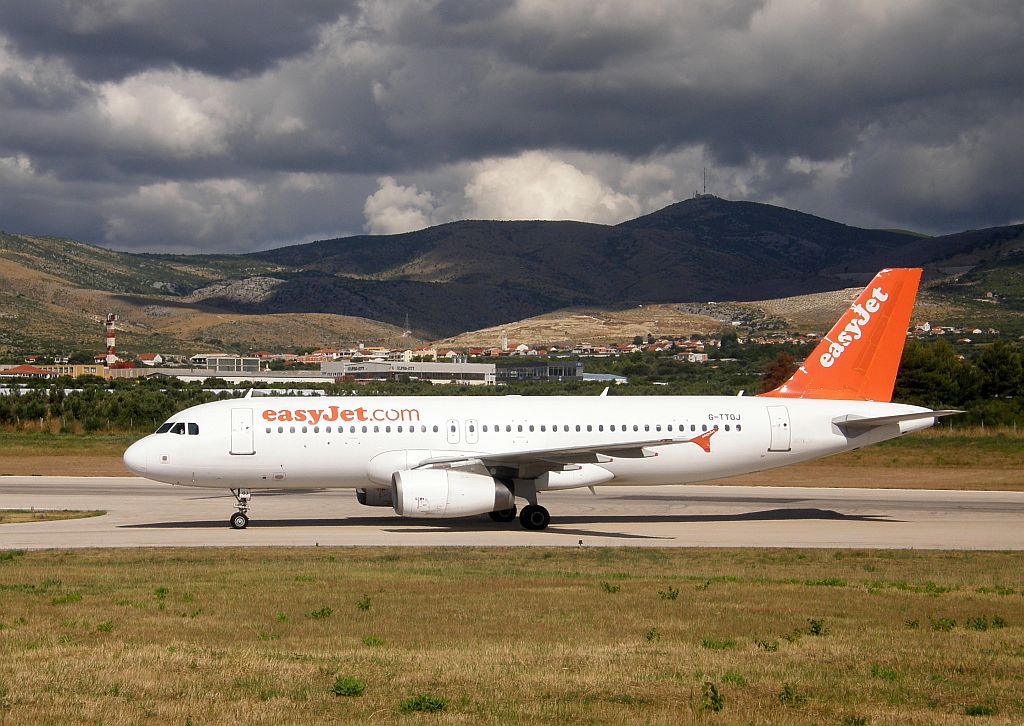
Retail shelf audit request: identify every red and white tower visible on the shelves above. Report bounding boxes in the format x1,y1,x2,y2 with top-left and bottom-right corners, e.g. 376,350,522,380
105,313,118,366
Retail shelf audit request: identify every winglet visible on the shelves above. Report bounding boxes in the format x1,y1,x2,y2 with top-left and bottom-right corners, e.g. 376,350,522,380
761,269,921,402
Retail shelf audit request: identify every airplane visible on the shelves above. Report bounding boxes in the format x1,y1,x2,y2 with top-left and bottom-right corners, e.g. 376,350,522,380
123,268,958,531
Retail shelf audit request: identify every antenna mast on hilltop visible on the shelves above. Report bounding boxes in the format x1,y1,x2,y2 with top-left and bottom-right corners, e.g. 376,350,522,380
403,313,411,337
703,167,707,195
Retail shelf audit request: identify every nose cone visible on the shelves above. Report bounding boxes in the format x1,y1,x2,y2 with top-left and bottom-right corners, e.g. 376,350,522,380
123,439,149,475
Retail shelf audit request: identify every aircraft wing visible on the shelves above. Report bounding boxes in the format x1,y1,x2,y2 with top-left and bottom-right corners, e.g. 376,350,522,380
833,410,962,431
413,435,696,473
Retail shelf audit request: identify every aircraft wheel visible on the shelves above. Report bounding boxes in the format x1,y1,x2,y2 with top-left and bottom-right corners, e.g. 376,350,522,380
230,512,249,530
520,504,550,531
489,506,518,523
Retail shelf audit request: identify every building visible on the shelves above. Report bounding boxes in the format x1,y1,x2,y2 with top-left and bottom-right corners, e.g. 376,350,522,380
322,360,495,385
138,353,163,366
189,354,261,373
41,364,108,378
496,361,583,383
0,364,55,379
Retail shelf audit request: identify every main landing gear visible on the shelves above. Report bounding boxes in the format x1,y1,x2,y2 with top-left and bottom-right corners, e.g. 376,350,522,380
230,488,251,529
519,504,550,531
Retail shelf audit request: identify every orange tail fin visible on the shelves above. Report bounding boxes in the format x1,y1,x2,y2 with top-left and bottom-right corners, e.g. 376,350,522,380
760,268,921,402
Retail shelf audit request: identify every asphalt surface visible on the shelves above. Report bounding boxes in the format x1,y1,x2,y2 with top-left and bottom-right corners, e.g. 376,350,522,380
1,476,1022,550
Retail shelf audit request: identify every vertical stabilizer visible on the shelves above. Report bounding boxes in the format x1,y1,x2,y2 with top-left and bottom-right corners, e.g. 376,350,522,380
760,268,921,402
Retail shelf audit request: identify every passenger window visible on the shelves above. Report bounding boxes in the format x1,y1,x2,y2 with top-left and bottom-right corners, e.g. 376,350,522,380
506,425,512,432
540,425,545,432
644,424,650,432
517,425,523,432
433,425,439,433
188,423,199,435
483,425,488,432
302,426,308,433
736,425,742,432
564,425,569,432
326,426,331,433
313,426,319,433
156,423,173,434
667,425,673,432
265,427,271,434
691,424,696,431
386,426,391,433
362,426,368,433
655,425,661,432
598,425,604,432
586,425,592,432
374,425,380,433
350,426,356,433
278,426,284,433
725,425,730,431
702,424,708,432
290,426,296,433
633,424,639,431
610,425,616,432
469,424,475,432
528,425,534,432
576,425,581,432
398,425,403,433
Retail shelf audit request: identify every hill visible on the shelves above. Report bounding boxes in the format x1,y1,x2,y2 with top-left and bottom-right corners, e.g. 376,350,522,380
2,198,1023,354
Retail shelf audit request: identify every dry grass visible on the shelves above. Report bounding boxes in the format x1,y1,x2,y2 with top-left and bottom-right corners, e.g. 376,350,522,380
0,548,1021,724
0,510,104,524
437,304,723,348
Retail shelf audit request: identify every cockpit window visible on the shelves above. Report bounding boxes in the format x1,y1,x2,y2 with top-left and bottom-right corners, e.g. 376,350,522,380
170,422,186,435
156,423,173,434
188,423,199,436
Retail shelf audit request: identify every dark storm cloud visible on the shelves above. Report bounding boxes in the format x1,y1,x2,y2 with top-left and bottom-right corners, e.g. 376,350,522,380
0,0,355,80
0,1,1021,251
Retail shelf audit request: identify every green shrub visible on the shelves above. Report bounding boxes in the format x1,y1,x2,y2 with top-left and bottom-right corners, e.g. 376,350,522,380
804,578,846,587
777,682,806,707
96,620,114,633
644,628,659,642
306,607,332,620
964,704,996,716
600,581,620,594
755,638,779,652
50,592,82,605
870,664,897,681
930,617,956,632
965,617,988,631
657,586,679,600
721,671,746,687
356,595,371,611
701,682,724,712
806,618,827,636
398,693,447,713
331,676,365,697
362,636,384,647
701,638,736,650
841,716,868,726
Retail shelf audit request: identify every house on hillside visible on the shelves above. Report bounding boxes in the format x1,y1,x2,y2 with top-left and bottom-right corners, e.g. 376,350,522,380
138,353,163,366
0,364,55,379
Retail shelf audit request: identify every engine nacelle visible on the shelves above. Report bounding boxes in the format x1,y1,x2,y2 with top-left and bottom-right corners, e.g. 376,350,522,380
391,469,514,518
356,487,393,507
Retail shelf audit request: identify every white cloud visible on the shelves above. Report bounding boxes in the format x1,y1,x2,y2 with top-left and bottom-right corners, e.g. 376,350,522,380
363,176,438,234
462,151,641,223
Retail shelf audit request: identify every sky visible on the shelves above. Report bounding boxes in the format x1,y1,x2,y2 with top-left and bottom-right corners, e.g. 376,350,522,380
0,0,1021,253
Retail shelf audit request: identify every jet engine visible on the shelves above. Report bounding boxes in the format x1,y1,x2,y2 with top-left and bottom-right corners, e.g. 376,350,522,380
391,469,514,518
356,487,393,507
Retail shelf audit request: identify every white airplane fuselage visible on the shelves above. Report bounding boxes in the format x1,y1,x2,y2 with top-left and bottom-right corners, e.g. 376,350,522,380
124,394,932,491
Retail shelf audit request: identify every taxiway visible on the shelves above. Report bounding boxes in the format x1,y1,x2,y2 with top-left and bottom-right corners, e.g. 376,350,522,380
1,476,1022,549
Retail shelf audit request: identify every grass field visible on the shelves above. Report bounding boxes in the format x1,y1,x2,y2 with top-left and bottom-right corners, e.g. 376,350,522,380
0,510,104,524
0,548,1021,724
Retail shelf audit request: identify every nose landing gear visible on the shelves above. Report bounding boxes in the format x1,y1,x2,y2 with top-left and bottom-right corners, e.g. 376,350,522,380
230,488,251,529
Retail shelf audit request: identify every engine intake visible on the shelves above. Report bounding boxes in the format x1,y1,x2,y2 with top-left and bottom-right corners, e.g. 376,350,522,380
391,469,514,518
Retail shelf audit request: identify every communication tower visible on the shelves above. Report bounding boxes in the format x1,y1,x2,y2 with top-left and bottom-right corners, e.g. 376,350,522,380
104,313,119,366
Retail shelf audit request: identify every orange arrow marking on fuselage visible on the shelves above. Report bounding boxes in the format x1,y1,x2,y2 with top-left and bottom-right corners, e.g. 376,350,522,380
689,426,718,453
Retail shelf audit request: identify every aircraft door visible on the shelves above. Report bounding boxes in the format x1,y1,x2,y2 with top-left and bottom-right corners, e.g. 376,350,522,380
767,405,791,452
446,418,460,445
230,408,256,455
465,419,479,445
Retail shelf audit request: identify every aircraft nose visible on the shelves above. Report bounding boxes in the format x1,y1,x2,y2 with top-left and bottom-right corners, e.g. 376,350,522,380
123,440,149,475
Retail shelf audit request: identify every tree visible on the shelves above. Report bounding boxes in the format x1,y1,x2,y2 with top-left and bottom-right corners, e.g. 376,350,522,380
977,341,1023,399
759,352,797,393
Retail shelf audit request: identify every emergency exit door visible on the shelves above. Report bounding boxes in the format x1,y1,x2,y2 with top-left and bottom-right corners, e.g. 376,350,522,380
766,405,791,452
231,408,255,455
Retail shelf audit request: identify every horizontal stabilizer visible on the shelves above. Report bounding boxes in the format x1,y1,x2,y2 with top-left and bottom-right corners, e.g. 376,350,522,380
833,410,962,431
